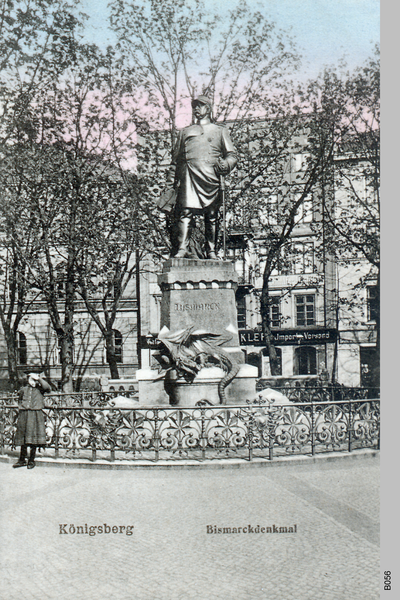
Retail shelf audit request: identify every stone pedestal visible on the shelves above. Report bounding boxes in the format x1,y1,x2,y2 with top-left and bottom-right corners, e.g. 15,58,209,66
158,258,243,363
151,258,257,406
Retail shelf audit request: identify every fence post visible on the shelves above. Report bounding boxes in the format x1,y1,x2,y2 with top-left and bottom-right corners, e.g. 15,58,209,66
248,410,253,462
201,408,206,461
311,400,315,456
131,409,137,460
329,385,334,402
54,408,60,460
110,444,115,462
268,407,274,461
0,406,4,455
87,409,96,462
377,402,380,450
154,409,160,461
348,400,353,453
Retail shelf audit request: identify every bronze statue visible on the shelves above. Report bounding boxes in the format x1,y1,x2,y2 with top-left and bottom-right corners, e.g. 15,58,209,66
161,95,237,259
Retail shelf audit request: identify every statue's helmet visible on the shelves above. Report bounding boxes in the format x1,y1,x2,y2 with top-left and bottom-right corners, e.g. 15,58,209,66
191,95,212,108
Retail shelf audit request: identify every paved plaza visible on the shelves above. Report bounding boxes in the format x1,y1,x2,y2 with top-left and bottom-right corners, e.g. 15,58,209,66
0,454,379,600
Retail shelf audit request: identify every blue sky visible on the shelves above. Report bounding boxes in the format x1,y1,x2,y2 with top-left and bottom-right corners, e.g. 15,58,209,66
80,0,380,80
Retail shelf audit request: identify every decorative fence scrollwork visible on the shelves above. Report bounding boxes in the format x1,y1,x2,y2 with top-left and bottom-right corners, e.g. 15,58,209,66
0,394,380,464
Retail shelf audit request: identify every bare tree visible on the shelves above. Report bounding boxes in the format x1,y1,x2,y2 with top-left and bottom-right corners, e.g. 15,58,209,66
323,50,380,384
109,0,300,136
0,0,85,388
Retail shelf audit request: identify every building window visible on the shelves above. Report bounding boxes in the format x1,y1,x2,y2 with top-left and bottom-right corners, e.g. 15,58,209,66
292,242,314,274
227,247,246,283
292,153,310,172
294,193,313,223
17,332,27,365
262,346,282,376
367,286,379,322
100,280,119,300
113,330,123,363
274,347,282,376
296,295,315,326
294,346,317,375
269,297,281,327
360,347,379,388
271,244,290,276
246,352,262,377
260,191,278,225
237,297,246,329
57,280,65,299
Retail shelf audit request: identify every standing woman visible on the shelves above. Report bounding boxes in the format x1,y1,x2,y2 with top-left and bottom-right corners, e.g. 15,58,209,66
13,373,51,469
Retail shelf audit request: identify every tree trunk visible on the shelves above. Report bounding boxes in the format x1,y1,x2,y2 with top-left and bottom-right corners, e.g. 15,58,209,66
46,262,76,393
60,266,76,392
105,330,120,380
0,260,26,390
78,286,122,381
59,332,74,393
374,267,380,389
331,292,340,384
260,268,281,376
2,325,19,390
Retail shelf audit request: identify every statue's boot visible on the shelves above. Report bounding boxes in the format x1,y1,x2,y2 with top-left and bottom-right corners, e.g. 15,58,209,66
173,212,192,258
205,207,219,259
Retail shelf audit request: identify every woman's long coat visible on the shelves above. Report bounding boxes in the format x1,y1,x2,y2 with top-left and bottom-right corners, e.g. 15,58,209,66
14,380,51,447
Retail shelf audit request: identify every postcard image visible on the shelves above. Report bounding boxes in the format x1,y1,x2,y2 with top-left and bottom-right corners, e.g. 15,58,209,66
0,1,382,599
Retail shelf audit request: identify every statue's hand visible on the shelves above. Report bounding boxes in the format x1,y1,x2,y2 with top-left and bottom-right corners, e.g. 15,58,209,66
214,158,229,175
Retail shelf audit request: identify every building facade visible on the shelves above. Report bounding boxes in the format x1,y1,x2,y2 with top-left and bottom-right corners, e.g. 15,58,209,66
0,127,379,390
226,139,379,387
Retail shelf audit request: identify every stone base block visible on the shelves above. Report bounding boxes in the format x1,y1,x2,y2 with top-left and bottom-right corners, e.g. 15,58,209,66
157,258,243,360
224,364,258,405
166,364,258,407
170,367,222,407
136,369,170,406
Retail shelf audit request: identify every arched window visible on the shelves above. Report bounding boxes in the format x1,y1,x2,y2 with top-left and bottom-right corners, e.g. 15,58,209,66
113,330,123,363
17,332,27,365
294,347,317,375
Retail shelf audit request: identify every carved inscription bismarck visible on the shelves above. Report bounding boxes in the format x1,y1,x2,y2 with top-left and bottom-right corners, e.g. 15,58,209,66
174,303,221,312
158,261,241,354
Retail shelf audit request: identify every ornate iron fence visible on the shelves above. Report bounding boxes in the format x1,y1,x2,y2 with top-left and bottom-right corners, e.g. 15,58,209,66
255,384,380,402
0,395,380,463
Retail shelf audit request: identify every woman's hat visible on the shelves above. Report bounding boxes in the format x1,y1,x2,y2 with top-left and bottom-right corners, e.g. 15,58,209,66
28,373,40,381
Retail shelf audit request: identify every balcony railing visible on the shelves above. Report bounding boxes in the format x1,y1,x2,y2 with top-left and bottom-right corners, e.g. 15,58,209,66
0,394,380,464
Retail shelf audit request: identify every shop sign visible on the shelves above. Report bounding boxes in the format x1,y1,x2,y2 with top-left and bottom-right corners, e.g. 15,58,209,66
140,335,163,350
239,328,337,346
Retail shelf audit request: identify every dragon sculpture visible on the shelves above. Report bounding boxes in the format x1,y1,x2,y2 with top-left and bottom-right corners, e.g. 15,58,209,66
153,326,239,405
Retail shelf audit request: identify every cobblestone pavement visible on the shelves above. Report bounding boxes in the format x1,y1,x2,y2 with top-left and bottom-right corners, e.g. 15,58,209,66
0,455,379,600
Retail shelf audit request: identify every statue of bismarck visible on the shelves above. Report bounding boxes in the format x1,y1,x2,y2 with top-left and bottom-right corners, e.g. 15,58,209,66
161,95,237,259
